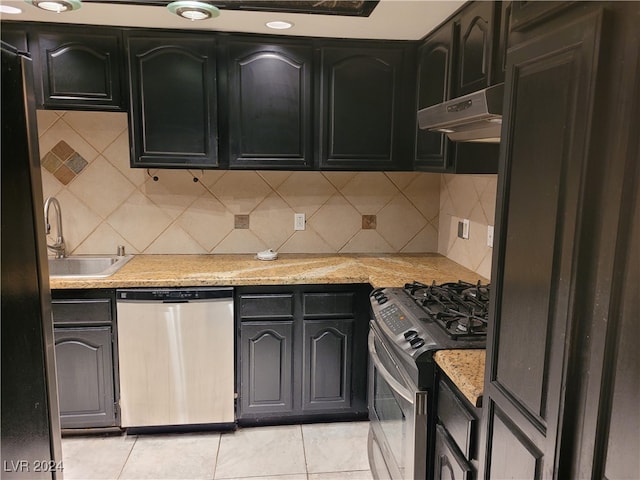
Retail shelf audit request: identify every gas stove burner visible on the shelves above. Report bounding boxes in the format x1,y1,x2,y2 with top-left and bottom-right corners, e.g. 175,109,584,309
402,279,490,339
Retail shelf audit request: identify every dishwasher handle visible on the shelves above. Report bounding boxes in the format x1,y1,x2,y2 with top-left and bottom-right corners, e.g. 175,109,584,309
117,287,233,302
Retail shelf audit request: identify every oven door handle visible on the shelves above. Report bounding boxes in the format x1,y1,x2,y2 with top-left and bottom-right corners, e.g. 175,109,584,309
368,331,414,404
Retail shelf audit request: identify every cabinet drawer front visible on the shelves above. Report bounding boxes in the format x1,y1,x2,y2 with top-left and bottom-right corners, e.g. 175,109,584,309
434,423,473,480
52,298,112,325
239,294,294,320
438,379,477,460
303,292,354,318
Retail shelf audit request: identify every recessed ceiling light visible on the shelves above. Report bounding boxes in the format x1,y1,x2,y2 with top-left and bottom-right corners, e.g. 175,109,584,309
26,0,81,12
266,20,294,30
167,1,219,21
0,4,23,13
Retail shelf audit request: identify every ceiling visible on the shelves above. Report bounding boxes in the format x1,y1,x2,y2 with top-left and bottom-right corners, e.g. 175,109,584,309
0,0,465,40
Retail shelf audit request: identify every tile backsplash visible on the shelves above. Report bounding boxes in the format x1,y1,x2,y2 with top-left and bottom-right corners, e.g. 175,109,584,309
438,174,497,279
37,111,497,278
37,111,441,256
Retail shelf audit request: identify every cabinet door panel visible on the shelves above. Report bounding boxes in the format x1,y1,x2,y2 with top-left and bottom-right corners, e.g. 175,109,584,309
54,327,116,428
128,35,218,168
36,30,123,110
415,24,452,171
228,42,312,168
455,1,494,96
240,322,294,416
302,319,353,411
482,10,604,478
486,406,540,479
320,46,408,170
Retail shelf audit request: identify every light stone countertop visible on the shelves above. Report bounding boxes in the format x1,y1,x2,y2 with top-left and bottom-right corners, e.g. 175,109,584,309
49,253,487,290
433,349,486,408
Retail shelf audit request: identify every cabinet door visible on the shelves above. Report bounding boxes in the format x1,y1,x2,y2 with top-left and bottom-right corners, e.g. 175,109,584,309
35,29,123,110
454,1,494,96
302,319,353,412
127,34,218,168
226,40,313,169
239,321,294,417
319,45,411,170
54,327,116,428
415,24,453,171
481,11,604,479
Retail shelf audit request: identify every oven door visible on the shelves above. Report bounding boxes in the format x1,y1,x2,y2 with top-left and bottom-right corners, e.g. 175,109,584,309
368,322,428,480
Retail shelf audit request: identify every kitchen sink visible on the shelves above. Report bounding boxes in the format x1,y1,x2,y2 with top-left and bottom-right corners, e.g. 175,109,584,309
48,255,133,278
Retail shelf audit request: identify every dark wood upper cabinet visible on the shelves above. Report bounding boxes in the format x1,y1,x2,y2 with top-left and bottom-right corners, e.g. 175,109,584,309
33,28,124,110
0,24,28,52
415,23,453,171
453,1,495,97
414,10,500,174
126,33,218,169
224,39,313,169
319,44,414,170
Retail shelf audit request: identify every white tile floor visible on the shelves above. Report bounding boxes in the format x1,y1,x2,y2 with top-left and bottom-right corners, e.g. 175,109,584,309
61,422,373,480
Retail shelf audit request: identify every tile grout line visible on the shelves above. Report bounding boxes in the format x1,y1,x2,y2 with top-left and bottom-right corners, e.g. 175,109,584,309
211,433,222,480
116,434,138,480
299,424,310,478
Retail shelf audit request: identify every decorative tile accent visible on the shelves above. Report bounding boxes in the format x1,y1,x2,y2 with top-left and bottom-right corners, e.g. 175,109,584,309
52,140,74,161
66,153,88,174
362,215,377,230
44,140,89,185
42,151,62,173
235,214,250,229
53,164,75,185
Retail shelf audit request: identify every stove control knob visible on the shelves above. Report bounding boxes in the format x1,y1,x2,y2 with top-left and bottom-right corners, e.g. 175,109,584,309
410,337,425,349
403,330,418,340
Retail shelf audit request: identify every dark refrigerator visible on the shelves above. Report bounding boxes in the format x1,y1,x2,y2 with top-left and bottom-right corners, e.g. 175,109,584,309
1,41,63,478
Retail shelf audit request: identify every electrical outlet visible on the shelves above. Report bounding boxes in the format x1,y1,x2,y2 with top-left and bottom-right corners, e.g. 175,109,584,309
462,219,470,239
487,225,494,248
294,213,305,231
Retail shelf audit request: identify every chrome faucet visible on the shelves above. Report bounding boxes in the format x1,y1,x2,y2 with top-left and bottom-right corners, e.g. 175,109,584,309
44,196,66,258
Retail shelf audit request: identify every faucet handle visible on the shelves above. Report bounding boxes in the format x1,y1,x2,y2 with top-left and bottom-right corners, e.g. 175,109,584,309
117,245,126,257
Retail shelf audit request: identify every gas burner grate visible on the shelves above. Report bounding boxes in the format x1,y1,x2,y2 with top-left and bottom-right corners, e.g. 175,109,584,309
403,280,490,339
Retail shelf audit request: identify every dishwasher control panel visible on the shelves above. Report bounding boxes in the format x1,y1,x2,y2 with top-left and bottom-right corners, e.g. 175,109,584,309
117,287,233,302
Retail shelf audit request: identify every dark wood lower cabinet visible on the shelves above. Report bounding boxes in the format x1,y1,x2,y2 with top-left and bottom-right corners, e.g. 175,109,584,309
52,290,118,429
302,319,353,412
434,373,481,480
54,327,116,429
236,284,370,424
240,321,294,416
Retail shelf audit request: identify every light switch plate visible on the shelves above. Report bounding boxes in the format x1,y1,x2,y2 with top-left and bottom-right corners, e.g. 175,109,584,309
458,219,470,239
487,225,494,247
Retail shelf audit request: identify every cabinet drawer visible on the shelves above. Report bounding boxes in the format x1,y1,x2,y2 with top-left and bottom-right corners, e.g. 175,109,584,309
438,378,477,460
303,292,355,318
239,294,294,320
52,299,112,325
434,423,473,480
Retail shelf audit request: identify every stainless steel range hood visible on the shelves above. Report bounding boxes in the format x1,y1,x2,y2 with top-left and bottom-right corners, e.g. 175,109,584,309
417,83,504,143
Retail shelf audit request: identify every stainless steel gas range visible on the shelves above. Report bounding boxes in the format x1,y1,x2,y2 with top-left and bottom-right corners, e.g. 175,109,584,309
367,281,489,480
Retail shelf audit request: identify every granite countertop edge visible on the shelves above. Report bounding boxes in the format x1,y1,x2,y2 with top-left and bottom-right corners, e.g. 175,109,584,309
49,253,488,290
433,349,486,408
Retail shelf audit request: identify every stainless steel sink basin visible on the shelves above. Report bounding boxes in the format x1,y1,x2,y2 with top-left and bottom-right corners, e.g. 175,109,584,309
48,255,133,278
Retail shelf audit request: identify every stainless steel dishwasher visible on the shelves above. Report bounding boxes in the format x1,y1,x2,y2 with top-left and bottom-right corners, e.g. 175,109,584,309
116,287,234,428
